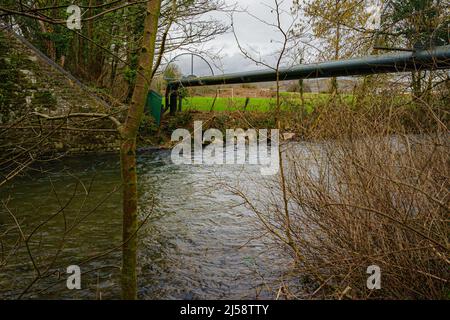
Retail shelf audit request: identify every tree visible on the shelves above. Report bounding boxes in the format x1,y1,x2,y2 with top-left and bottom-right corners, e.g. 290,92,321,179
380,0,449,98
118,0,161,300
0,0,228,101
381,0,449,49
298,0,371,93
1,0,163,300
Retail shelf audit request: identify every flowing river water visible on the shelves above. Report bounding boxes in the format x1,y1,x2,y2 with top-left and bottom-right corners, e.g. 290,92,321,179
0,149,290,299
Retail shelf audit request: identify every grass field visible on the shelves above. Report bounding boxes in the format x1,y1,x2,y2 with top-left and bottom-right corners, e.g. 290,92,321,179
169,93,340,113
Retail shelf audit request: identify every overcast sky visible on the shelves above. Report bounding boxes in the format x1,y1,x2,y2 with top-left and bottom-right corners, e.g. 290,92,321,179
170,0,299,76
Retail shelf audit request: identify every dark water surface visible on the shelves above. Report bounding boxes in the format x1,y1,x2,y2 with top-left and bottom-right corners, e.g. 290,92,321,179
0,150,288,299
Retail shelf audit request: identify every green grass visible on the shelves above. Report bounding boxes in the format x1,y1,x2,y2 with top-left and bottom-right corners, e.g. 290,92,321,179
184,96,274,112
173,93,338,113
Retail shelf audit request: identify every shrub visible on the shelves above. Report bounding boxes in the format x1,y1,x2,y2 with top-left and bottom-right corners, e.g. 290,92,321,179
233,94,449,299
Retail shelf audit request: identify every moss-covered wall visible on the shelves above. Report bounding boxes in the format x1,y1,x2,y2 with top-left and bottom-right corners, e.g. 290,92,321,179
0,30,121,154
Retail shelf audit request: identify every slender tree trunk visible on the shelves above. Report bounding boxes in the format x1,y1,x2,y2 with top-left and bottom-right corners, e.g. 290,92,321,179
331,0,340,94
120,0,161,300
87,0,94,81
37,20,56,61
77,34,84,77
299,79,305,106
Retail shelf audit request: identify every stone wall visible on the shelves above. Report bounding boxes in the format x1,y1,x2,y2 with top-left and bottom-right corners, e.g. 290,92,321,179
0,30,122,154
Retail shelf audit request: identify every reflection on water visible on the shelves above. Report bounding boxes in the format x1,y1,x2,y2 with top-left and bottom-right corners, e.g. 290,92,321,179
0,149,288,299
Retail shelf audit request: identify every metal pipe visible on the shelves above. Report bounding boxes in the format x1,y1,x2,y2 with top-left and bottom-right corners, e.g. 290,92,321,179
168,45,450,89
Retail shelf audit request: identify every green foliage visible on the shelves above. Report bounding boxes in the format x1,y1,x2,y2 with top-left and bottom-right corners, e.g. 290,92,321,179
167,112,193,132
0,32,8,56
302,0,370,58
39,31,72,54
2,0,228,105
139,114,159,136
384,0,449,48
123,67,137,84
164,64,182,80
0,34,31,119
31,91,57,109
178,87,189,99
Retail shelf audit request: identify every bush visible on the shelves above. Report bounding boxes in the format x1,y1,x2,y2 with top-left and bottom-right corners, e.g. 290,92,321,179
167,111,193,132
233,94,449,299
139,114,159,136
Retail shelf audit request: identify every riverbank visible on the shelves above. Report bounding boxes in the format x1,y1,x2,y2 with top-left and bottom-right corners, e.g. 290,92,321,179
138,89,447,149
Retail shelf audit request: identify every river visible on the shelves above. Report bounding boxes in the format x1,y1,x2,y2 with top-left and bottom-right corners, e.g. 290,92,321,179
0,149,289,299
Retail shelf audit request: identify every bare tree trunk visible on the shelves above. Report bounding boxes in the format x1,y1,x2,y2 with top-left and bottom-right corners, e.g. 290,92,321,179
299,79,305,106
330,0,340,94
120,0,161,300
37,20,56,61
